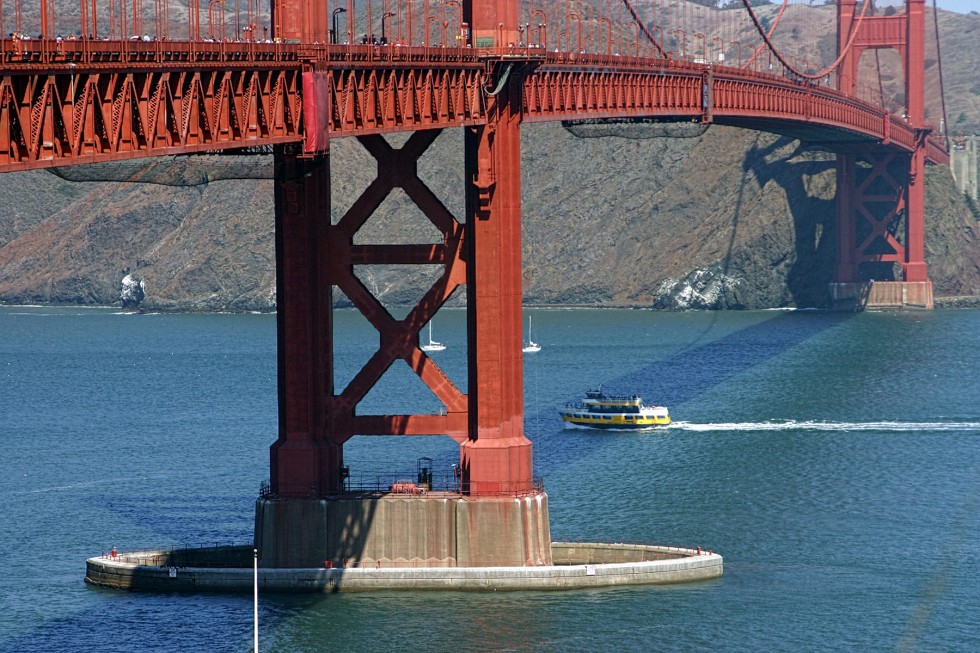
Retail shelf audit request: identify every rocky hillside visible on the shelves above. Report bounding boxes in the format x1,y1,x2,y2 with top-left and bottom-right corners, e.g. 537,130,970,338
1,122,978,311
1,4,978,311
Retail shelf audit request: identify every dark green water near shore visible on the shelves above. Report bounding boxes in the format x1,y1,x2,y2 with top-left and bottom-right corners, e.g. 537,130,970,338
2,306,978,652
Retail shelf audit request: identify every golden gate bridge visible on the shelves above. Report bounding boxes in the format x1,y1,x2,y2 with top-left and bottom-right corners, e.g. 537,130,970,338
3,0,952,571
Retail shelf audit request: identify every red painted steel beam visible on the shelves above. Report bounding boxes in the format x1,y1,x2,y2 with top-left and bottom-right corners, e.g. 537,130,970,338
522,67,704,123
461,61,534,496
0,65,304,170
302,64,487,151
903,0,929,283
468,0,519,49
271,126,471,498
271,151,343,498
520,57,944,162
904,131,928,282
274,0,329,45
835,147,930,284
325,132,468,441
836,154,858,283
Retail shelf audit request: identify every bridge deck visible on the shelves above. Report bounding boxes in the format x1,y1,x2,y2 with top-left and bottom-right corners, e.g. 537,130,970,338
0,39,947,172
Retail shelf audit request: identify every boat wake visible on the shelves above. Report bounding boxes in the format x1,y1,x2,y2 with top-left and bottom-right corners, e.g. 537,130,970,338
12,473,169,496
669,420,980,433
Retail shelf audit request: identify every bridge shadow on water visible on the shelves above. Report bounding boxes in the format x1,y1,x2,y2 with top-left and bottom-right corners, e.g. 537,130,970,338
532,309,856,471
616,310,854,409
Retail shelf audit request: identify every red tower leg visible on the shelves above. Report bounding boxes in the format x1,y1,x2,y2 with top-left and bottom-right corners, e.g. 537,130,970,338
270,149,344,499
461,64,534,497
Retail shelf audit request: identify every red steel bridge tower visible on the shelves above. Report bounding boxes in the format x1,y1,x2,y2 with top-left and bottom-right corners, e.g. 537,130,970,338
258,0,548,567
832,0,934,308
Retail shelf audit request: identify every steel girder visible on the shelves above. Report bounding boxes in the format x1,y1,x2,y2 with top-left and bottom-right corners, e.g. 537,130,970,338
519,60,944,163
271,119,540,497
332,132,470,445
834,0,931,284
0,52,947,171
522,67,703,122
0,61,488,169
272,152,342,499
835,147,927,283
271,132,470,498
273,61,535,498
303,65,487,151
713,76,894,143
460,61,535,497
0,66,303,170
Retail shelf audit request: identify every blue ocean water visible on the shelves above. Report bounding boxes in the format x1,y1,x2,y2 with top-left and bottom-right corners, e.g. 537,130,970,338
1,305,979,652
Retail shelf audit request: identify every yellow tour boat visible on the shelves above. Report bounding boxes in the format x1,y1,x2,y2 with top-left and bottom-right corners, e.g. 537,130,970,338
560,386,671,429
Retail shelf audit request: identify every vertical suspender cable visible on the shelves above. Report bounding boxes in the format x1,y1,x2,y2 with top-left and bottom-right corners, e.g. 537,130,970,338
930,0,949,136
874,48,885,109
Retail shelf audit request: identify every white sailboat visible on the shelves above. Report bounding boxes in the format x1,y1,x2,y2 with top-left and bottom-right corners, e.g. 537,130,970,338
421,322,446,352
522,316,541,353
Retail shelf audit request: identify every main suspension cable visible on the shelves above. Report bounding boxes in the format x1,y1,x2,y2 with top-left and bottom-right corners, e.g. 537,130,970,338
739,0,873,81
620,0,668,58
742,0,791,71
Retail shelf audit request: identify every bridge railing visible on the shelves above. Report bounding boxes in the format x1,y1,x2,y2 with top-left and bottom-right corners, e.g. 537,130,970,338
262,474,545,498
1,35,297,66
0,36,488,68
304,43,481,66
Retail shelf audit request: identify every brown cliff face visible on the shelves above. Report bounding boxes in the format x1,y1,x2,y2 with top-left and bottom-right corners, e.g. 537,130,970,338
1,124,978,311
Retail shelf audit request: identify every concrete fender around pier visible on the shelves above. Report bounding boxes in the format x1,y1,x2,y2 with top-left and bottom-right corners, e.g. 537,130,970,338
85,543,722,593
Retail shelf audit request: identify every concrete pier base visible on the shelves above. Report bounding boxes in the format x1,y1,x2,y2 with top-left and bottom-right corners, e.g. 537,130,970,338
254,492,553,568
829,281,934,310
85,542,723,592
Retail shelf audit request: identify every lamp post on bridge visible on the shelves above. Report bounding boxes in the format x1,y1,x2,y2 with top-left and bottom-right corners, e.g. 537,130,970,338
425,15,439,46
568,11,581,52
712,36,724,63
730,40,742,67
518,22,530,47
672,29,686,60
693,32,705,63
531,9,546,49
598,16,611,55
445,0,461,46
381,10,394,44
651,25,663,59
332,7,346,44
